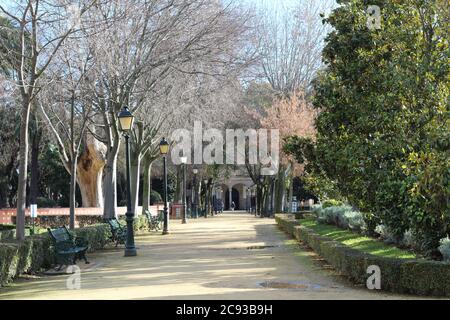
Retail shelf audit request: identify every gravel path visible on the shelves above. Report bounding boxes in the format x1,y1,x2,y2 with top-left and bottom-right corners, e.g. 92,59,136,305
0,212,424,300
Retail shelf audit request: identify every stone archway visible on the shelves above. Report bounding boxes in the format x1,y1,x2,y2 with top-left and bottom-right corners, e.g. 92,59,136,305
224,187,240,210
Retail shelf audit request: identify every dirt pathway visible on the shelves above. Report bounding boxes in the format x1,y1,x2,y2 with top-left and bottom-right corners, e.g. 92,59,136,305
0,212,421,300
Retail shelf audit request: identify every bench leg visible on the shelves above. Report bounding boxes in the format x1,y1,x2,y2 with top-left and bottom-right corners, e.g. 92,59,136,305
81,253,90,264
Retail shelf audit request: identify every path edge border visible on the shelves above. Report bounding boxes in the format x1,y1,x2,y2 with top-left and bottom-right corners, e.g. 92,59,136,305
275,214,450,297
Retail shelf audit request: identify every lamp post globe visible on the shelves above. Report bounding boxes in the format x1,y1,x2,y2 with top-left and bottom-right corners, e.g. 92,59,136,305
118,106,134,132
118,106,136,257
160,138,170,235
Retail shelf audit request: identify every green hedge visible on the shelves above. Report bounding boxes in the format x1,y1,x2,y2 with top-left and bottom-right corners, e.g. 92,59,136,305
0,224,111,287
275,214,450,296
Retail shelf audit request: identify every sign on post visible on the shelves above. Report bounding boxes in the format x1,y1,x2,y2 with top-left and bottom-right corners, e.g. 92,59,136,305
30,204,38,218
291,201,298,213
30,204,37,235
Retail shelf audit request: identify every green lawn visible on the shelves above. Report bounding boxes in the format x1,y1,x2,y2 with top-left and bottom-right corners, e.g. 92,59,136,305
299,218,418,259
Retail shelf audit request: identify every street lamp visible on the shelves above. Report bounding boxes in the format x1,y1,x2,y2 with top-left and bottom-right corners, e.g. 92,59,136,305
118,106,136,257
160,137,170,235
180,156,187,224
192,169,198,218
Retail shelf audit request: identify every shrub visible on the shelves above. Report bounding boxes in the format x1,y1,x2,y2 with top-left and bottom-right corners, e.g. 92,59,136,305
118,215,150,233
35,197,57,208
311,204,322,214
375,224,401,245
0,225,15,231
315,204,365,232
401,230,418,249
150,190,162,204
276,214,450,296
0,223,112,287
346,211,366,232
438,237,450,262
322,199,343,209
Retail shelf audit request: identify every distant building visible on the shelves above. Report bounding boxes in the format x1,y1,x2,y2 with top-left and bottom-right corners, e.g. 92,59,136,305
215,168,255,211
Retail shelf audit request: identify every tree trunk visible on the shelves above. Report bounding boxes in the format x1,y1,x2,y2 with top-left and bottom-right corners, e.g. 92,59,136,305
29,127,41,205
77,143,105,207
263,184,270,217
256,184,263,216
142,160,153,215
175,165,182,204
130,155,141,216
16,98,32,240
103,150,119,219
69,155,78,230
287,174,294,213
274,166,285,213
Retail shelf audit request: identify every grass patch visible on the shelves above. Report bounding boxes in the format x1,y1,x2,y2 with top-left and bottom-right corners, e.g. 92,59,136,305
300,218,417,259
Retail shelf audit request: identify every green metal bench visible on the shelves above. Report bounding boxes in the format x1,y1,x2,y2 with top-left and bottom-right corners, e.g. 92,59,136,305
107,218,127,247
47,226,89,270
144,210,163,232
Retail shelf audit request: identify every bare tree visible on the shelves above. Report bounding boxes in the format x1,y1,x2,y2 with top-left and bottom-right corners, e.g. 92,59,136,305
39,40,95,229
84,0,255,218
0,0,95,240
257,0,332,95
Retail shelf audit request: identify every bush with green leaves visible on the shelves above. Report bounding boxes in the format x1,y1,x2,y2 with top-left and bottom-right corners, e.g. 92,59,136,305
315,204,365,232
35,197,57,208
0,223,112,287
150,190,162,204
283,0,449,257
322,199,343,209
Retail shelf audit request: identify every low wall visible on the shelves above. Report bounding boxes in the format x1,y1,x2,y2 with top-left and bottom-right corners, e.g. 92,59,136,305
275,214,450,297
0,205,170,225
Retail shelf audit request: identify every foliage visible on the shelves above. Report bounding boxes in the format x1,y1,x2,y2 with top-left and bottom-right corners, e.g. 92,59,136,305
322,199,343,208
35,197,57,208
315,204,366,232
0,223,111,287
150,190,162,204
284,0,449,255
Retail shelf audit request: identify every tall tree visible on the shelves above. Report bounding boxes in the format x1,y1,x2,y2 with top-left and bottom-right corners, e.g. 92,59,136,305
257,0,333,95
298,0,449,255
0,0,94,239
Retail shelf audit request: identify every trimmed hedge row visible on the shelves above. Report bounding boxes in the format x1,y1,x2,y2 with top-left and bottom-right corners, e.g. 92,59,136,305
275,214,450,296
0,224,111,287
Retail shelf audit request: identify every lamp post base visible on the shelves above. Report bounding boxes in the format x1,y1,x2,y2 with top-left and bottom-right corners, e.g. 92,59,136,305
162,230,169,235
124,248,137,257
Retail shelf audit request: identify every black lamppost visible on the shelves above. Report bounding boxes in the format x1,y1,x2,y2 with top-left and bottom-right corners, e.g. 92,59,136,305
159,137,170,235
192,169,198,218
180,156,187,224
118,106,136,257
